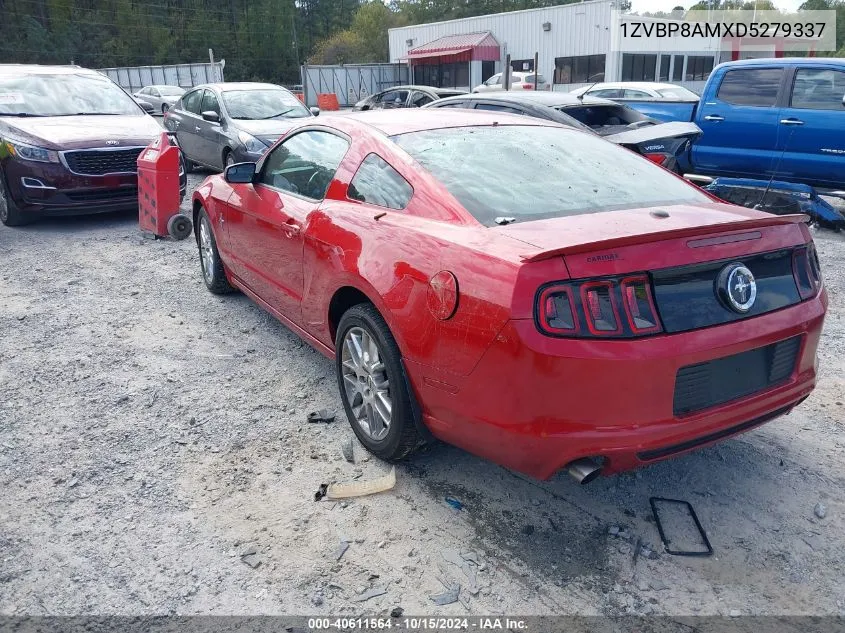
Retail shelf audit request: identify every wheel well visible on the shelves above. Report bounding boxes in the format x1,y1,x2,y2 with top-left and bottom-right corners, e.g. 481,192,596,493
192,200,203,241
328,287,372,342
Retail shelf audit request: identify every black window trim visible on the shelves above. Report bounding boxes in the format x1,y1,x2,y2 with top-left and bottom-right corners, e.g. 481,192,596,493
255,126,352,203
345,151,415,211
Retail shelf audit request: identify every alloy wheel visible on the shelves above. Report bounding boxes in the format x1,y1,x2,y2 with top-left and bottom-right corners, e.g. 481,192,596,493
340,326,392,441
199,216,215,284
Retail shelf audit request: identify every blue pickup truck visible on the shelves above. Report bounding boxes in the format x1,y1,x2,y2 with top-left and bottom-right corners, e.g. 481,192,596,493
621,58,845,195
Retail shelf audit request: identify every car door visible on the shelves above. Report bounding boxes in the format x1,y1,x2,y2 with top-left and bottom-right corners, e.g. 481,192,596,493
148,87,163,111
225,129,350,322
692,66,785,179
169,88,205,162
196,89,225,169
775,65,845,189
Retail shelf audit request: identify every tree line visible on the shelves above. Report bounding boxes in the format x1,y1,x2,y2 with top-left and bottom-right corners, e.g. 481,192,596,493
0,0,583,84
0,0,842,85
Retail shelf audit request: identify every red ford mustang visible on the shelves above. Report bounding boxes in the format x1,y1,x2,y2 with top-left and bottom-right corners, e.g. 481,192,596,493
191,110,826,483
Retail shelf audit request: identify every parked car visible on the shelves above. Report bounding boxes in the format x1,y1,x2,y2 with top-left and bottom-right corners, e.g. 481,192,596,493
473,71,549,92
569,82,700,122
133,85,185,114
164,82,316,172
352,86,467,111
425,92,701,173
190,109,825,482
622,58,845,193
0,64,185,227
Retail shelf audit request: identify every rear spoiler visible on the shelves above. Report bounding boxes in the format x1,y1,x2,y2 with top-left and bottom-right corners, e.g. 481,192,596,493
519,214,808,263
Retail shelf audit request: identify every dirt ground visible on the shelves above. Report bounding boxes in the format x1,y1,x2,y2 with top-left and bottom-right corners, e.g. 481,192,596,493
1,173,843,617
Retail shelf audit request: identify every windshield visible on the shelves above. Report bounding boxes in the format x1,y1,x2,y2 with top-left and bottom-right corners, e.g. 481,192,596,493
158,86,184,96
221,89,310,120
0,72,142,116
393,126,708,227
656,87,699,100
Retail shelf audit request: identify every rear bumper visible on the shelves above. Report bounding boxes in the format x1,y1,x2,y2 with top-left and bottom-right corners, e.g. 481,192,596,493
409,291,827,480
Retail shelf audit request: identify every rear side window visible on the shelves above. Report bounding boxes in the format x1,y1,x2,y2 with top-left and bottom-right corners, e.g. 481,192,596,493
790,68,845,110
717,68,782,106
182,89,203,114
348,154,413,210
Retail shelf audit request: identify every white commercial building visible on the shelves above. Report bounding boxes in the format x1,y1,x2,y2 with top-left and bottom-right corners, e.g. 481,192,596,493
387,1,776,93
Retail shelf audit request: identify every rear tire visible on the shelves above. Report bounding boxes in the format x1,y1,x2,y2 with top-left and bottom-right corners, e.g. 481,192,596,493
0,168,35,227
335,303,423,462
196,208,235,294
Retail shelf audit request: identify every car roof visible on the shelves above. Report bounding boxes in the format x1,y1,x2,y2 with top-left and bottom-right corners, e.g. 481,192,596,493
718,57,845,67
146,84,183,89
378,85,467,95
195,82,290,92
324,108,562,136
0,64,104,78
438,91,614,107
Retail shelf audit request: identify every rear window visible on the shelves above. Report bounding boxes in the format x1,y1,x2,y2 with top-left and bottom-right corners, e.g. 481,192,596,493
558,104,648,128
525,75,547,84
393,126,708,227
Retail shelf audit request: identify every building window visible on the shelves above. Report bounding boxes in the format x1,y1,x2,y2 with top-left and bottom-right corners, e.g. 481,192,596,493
553,54,605,84
481,60,496,82
621,54,657,81
414,62,469,89
659,56,670,82
511,58,534,72
672,55,684,81
685,56,714,81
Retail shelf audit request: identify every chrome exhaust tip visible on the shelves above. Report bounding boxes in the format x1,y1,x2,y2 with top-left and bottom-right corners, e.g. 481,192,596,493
567,458,603,485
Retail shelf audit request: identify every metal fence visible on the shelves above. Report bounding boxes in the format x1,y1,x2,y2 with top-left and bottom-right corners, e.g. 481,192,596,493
99,61,225,92
301,63,410,108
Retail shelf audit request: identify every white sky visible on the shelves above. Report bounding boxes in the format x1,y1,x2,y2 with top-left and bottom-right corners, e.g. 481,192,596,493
630,0,805,13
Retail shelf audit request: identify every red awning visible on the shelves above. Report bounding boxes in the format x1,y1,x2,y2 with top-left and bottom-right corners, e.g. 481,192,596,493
404,32,500,62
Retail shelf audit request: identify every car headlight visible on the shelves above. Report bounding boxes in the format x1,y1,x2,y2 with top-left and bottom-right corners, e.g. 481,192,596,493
238,132,268,154
2,140,60,163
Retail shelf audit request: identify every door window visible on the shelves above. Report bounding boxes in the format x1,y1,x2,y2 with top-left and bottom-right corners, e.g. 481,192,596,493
790,68,845,110
717,68,782,106
623,89,652,98
378,90,409,107
182,89,204,114
348,154,413,210
485,74,501,86
258,130,349,201
201,90,221,117
410,91,434,107
150,88,160,97
590,88,623,98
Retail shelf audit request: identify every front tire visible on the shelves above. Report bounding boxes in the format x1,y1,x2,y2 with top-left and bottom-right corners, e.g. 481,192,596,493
336,304,422,462
196,208,235,294
0,168,35,227
162,103,169,114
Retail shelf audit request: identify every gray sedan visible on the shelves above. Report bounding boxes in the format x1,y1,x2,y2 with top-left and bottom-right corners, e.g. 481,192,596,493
133,85,185,114
164,82,316,171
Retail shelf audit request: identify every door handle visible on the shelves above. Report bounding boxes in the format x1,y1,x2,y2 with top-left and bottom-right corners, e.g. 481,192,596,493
780,118,804,125
195,126,202,132
282,218,301,235
703,115,724,121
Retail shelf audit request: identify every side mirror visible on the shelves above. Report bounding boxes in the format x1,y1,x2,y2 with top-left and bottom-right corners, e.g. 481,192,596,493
310,106,320,117
202,110,221,123
224,162,256,184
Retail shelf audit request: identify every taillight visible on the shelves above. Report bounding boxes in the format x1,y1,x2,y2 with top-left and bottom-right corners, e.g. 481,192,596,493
521,83,535,89
792,244,823,300
620,276,662,334
536,276,663,338
643,153,670,166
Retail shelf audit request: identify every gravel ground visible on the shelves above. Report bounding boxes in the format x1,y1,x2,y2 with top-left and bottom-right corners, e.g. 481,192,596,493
1,174,843,617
